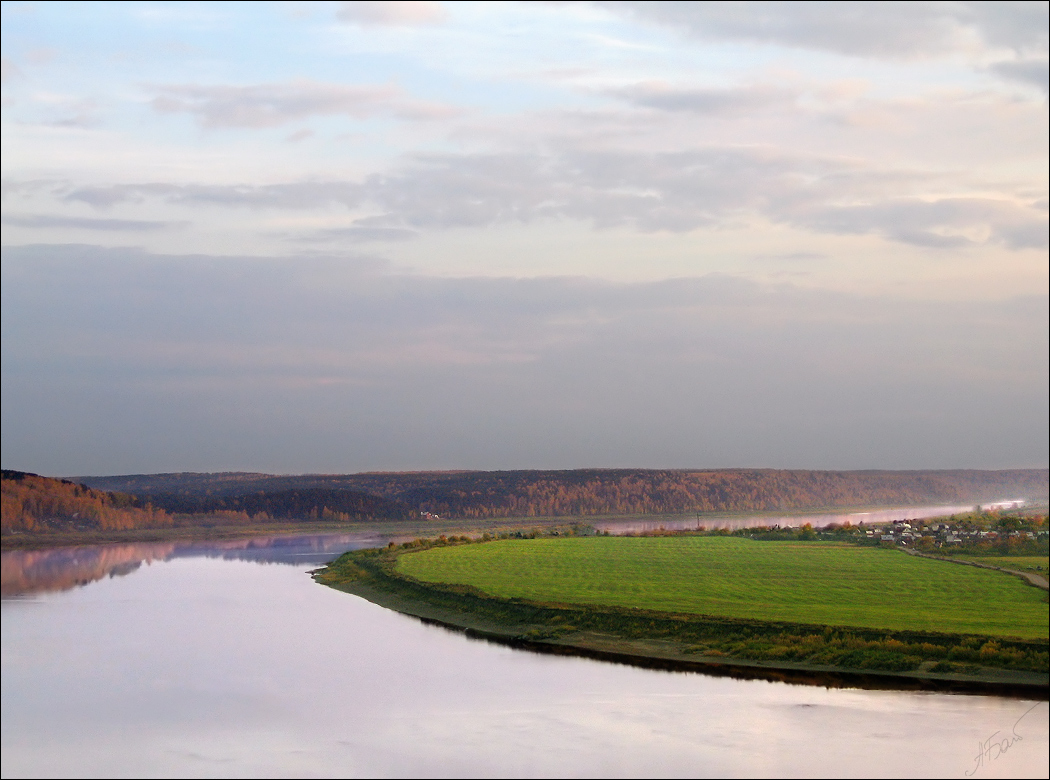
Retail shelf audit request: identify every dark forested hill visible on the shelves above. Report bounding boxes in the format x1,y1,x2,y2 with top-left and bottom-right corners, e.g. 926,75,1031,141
144,488,414,522
77,468,1049,520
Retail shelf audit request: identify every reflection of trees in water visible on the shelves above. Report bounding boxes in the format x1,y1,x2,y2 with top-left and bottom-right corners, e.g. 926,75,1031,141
1,533,383,596
165,534,383,565
2,542,176,597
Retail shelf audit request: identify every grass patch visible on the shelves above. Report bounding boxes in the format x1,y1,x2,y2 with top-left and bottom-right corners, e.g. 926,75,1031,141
946,555,1048,576
396,537,1048,639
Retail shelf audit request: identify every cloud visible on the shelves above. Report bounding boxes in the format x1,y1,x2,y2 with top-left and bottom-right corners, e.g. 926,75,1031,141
24,48,58,65
605,82,797,114
2,244,1046,472
352,147,860,233
988,58,1050,93
290,149,774,229
597,1,1049,58
965,1,1050,54
752,252,827,263
48,102,100,128
336,1,447,27
278,223,419,244
1,57,22,83
797,197,1049,250
16,146,1046,249
2,179,64,198
362,149,1047,248
55,181,365,210
1,213,186,232
150,80,460,128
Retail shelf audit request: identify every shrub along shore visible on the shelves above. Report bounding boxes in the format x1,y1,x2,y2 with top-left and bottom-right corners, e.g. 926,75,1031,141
314,530,1049,696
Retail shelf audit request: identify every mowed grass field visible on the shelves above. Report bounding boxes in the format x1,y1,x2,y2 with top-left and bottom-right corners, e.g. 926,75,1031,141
396,537,1049,638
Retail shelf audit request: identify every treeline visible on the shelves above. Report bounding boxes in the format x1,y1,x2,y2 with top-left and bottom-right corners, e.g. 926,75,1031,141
75,468,1050,522
145,488,414,522
1,470,171,533
315,468,1048,519
1,470,415,536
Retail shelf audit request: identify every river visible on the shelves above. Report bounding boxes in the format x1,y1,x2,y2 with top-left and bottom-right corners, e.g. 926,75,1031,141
2,513,1047,778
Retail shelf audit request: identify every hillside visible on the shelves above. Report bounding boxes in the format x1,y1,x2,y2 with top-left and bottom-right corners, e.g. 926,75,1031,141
143,487,414,522
1,470,414,536
78,468,1049,520
1,470,171,533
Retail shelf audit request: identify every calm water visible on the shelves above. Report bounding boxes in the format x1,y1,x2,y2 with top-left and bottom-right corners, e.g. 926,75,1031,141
2,522,1047,778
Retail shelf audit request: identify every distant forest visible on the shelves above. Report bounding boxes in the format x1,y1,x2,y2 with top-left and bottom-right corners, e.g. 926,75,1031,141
143,488,413,522
80,468,1049,520
1,470,171,533
1,470,412,534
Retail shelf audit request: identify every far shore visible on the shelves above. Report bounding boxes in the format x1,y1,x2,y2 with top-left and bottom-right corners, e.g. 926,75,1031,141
0,502,1010,551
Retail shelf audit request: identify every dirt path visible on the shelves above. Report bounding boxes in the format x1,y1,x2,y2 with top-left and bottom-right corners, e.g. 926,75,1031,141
901,548,1049,591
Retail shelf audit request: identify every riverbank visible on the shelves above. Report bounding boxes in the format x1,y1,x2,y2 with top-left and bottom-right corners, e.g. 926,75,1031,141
314,540,1049,697
338,577,1048,698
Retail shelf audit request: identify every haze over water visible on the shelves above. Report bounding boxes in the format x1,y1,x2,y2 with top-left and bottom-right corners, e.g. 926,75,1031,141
3,528,1047,778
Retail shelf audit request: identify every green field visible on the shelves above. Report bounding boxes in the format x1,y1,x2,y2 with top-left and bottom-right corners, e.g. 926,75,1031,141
947,555,1048,577
396,537,1049,639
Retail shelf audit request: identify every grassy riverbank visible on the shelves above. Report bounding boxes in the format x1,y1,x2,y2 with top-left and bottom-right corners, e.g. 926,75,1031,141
315,535,1049,690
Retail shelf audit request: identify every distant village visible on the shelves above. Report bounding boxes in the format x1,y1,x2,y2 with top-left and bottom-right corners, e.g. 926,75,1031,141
859,500,1047,549
865,520,1046,546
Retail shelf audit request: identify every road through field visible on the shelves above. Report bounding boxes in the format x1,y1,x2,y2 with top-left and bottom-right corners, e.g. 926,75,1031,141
901,548,1049,590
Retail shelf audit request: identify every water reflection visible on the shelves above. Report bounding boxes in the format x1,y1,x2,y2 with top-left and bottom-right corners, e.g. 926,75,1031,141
2,552,1046,778
1,532,386,598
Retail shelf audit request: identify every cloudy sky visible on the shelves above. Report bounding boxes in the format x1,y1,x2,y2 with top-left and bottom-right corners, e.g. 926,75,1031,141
2,1,1047,477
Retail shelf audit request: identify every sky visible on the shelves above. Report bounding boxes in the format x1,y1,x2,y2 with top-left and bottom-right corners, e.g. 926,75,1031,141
1,0,1047,477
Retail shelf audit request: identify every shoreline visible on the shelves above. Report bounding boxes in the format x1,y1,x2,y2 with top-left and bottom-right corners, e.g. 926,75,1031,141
314,541,1049,698
328,576,1049,699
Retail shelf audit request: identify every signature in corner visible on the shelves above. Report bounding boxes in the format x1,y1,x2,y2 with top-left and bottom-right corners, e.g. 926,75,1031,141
964,701,1044,776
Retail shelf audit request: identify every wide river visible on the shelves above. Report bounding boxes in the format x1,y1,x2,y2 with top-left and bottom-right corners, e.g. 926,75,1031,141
2,508,1047,778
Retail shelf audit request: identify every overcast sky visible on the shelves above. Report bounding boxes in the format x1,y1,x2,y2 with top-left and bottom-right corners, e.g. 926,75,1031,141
2,1,1047,476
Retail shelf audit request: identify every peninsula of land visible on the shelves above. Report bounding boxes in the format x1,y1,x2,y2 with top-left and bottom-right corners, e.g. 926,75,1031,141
315,529,1049,697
